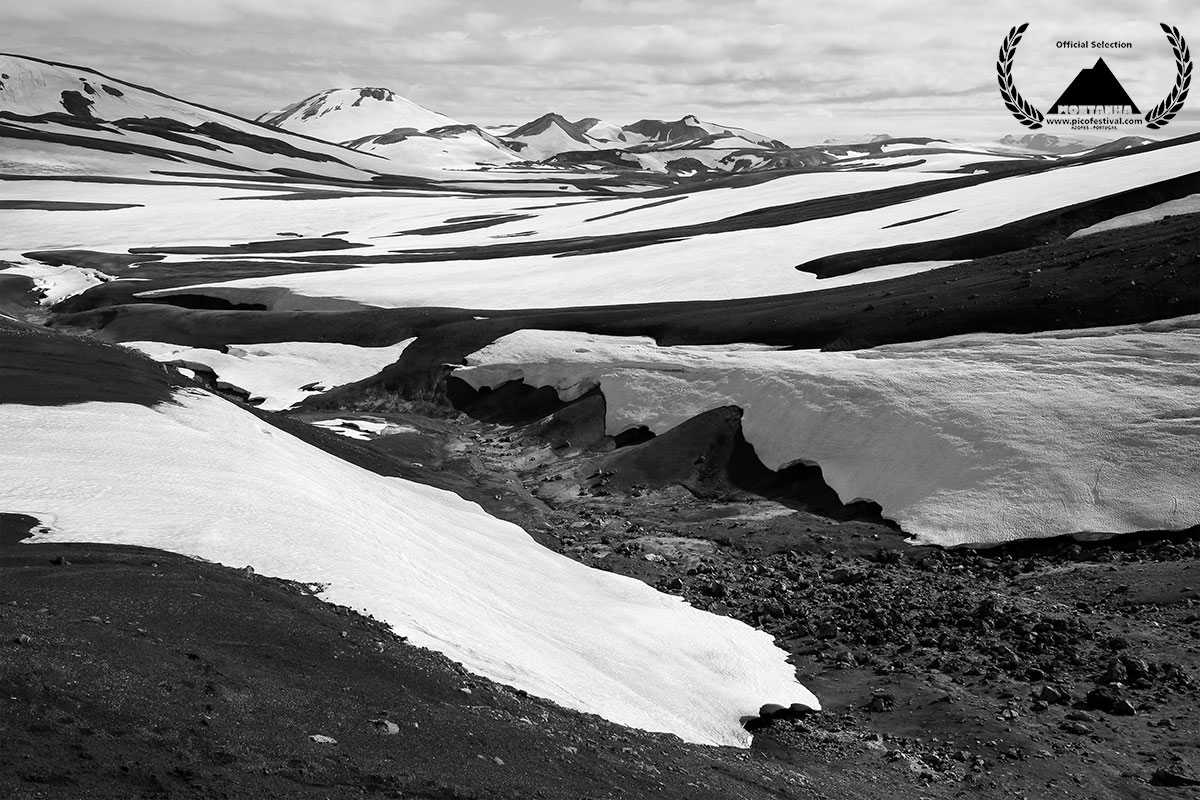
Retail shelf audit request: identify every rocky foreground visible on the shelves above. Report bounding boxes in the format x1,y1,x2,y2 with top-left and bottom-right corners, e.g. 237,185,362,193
6,379,1195,799
367,397,1200,798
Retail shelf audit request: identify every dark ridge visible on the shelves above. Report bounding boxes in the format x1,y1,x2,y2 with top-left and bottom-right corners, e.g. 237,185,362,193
0,200,141,211
0,119,257,171
595,406,892,525
1,108,104,130
0,317,190,407
881,208,957,228
51,303,467,347
128,237,366,255
297,318,525,407
546,149,643,170
114,116,232,152
519,389,609,450
797,171,1198,277
444,214,513,222
663,157,712,174
344,126,421,148
949,524,1200,555
391,214,536,236
506,112,592,142
0,512,40,546
444,377,573,425
193,121,346,164
818,137,948,156
584,196,685,222
597,406,745,495
730,431,893,525
0,272,42,317
139,294,268,311
613,426,656,448
46,259,373,304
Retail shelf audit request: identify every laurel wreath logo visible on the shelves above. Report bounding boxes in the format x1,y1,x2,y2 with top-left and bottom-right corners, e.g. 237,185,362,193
1145,23,1192,129
997,23,1045,129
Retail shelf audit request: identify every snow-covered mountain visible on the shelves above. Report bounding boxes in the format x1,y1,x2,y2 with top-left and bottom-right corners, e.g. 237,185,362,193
621,114,786,149
258,87,460,144
500,112,605,160
0,53,406,181
346,124,521,169
574,117,632,143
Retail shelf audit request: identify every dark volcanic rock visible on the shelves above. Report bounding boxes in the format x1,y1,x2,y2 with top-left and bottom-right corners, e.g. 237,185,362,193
1086,685,1137,715
1150,768,1200,787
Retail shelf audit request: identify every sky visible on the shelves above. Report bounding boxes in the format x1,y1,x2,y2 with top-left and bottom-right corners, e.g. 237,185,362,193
2,0,1197,143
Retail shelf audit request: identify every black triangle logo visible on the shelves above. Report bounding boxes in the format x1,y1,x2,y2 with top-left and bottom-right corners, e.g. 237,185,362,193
1050,58,1140,113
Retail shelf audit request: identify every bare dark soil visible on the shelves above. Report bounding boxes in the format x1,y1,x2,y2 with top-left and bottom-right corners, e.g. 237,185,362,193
0,318,189,406
5,528,877,800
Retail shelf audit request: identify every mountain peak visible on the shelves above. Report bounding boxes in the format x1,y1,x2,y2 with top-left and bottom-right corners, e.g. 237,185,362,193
258,86,459,144
505,112,590,140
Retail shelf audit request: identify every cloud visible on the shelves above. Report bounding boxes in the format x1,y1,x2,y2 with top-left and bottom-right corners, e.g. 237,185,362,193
3,0,1196,142
0,0,451,30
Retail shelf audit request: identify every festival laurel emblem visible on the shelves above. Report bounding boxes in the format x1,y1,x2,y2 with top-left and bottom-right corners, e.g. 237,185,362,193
996,22,1191,130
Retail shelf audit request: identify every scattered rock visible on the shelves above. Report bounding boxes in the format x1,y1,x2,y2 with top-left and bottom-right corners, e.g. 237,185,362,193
308,734,337,745
1037,685,1072,705
865,692,895,713
370,719,400,735
1086,686,1136,715
1150,768,1200,787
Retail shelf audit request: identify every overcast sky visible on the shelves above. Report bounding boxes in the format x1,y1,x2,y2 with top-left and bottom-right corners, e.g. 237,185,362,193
3,0,1196,142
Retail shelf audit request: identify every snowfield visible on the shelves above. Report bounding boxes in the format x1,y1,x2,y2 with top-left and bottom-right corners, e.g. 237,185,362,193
133,135,1197,310
0,388,819,747
453,318,1200,547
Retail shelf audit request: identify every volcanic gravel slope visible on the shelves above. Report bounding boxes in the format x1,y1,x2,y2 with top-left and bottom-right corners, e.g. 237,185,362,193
0,525,906,800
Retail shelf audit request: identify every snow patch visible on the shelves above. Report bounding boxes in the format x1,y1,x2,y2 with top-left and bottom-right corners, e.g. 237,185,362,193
124,339,413,411
454,320,1200,547
0,389,819,746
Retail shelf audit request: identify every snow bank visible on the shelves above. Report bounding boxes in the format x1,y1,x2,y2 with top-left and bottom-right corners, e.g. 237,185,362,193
0,389,818,746
0,262,110,306
454,319,1200,546
309,417,415,440
1069,194,1200,238
124,339,413,411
